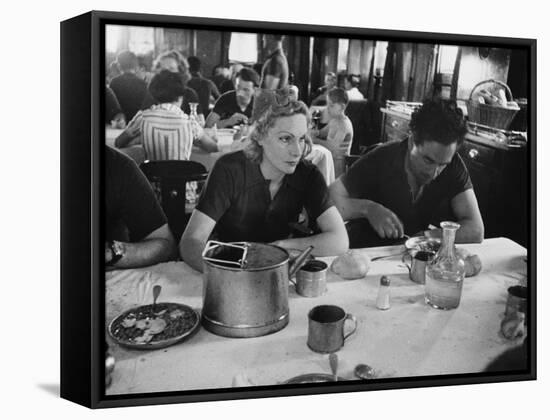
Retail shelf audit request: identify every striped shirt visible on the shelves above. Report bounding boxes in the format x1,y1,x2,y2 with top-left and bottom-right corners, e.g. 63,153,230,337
128,103,203,161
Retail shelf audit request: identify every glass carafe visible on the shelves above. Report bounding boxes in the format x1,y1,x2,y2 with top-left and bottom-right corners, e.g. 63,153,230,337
424,221,465,310
189,102,199,121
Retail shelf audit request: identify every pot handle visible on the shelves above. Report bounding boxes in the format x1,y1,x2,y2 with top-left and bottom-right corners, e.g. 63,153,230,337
288,246,314,278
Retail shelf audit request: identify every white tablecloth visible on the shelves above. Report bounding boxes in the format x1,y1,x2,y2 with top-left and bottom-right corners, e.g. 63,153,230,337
105,237,527,395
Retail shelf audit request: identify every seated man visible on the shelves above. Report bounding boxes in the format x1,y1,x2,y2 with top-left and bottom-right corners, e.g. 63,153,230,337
205,67,259,129
187,56,220,116
311,87,354,178
109,50,148,121
105,86,126,128
344,74,364,101
105,146,175,269
311,72,337,106
329,99,484,248
114,70,218,158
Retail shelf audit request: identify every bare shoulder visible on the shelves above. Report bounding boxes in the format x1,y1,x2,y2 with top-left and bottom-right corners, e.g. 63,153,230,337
343,115,354,132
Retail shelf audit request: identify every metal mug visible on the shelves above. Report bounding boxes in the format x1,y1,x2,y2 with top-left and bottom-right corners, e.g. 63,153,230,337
307,305,357,353
505,285,527,317
294,260,328,297
403,250,435,284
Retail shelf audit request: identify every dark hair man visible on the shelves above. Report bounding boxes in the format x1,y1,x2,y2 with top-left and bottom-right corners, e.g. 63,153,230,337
205,67,260,128
109,50,148,121
187,56,220,116
105,146,175,269
329,99,484,247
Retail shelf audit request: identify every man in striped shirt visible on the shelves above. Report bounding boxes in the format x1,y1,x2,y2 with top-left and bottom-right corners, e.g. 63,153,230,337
115,70,218,160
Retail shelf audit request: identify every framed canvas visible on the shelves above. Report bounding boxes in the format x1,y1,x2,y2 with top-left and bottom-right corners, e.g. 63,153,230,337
60,10,536,409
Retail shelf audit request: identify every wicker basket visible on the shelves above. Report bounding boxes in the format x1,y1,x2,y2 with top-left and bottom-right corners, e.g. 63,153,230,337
466,79,518,130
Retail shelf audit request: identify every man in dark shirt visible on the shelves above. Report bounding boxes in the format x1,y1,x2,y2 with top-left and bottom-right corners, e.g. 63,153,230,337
260,34,289,90
105,146,174,269
187,56,220,116
105,86,125,128
109,50,148,122
205,67,259,128
329,99,484,247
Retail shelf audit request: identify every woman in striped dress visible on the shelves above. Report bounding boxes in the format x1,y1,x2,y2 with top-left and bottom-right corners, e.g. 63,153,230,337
114,70,218,160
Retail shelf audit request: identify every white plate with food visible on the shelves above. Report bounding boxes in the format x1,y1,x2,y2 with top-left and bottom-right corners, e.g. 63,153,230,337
404,236,441,254
108,302,200,350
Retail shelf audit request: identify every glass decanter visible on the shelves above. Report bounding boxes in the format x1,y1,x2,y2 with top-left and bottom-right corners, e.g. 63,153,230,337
424,221,465,310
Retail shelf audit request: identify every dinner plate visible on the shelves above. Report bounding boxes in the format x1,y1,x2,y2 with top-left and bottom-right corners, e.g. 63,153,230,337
284,373,344,384
216,128,237,135
404,236,441,253
108,302,200,350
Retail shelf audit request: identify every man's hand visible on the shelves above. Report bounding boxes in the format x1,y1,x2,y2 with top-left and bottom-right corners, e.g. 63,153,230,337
365,202,405,239
228,113,248,126
126,117,141,138
105,242,113,264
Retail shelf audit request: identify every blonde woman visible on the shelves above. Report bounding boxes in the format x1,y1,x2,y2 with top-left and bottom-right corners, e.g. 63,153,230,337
179,89,348,272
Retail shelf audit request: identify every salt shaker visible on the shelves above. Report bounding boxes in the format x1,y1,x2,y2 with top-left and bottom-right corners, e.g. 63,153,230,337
376,276,391,310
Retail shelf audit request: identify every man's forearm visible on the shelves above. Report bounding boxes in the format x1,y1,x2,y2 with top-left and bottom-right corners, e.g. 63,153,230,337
114,130,136,148
110,238,174,269
426,218,484,244
332,194,373,221
216,117,237,128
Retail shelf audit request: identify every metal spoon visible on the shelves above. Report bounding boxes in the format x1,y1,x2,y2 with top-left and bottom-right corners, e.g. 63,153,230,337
152,284,161,311
354,364,376,380
329,353,338,382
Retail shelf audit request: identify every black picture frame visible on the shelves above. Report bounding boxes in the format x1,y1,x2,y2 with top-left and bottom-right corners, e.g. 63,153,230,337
60,10,536,409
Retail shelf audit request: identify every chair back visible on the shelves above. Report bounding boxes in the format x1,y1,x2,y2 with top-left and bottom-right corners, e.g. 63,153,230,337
344,142,382,173
140,160,208,241
345,100,383,154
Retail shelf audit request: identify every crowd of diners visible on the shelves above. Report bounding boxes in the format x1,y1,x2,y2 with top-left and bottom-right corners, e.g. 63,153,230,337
104,34,484,272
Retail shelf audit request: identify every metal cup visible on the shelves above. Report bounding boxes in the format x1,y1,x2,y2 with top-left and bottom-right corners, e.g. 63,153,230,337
403,250,435,284
307,305,357,353
505,285,527,317
296,260,328,297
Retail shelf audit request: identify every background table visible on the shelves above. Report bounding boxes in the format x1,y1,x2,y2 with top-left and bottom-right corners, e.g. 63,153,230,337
105,237,527,395
105,127,335,184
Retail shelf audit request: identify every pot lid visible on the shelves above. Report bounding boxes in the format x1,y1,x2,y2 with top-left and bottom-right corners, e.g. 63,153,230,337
203,241,288,270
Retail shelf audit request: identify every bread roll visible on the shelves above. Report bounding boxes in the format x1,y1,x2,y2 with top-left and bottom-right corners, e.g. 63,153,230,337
331,250,370,279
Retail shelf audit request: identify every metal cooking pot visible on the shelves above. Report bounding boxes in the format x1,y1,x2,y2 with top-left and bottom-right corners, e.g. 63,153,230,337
201,241,313,338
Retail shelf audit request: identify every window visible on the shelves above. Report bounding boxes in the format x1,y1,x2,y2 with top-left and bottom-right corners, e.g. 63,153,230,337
105,25,155,55
228,33,258,64
106,25,121,53
337,39,349,72
128,27,155,55
438,45,459,73
374,41,389,74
